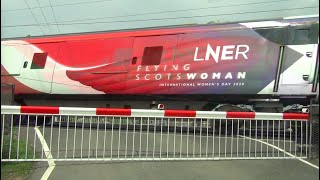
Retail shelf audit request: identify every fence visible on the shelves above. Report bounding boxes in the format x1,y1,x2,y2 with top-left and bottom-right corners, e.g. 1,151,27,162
1,105,310,162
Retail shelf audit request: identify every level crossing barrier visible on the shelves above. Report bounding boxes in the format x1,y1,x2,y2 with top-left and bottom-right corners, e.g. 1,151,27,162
1,105,310,162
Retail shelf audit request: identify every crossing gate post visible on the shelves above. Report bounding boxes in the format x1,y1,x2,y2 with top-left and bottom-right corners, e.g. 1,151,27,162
309,99,319,159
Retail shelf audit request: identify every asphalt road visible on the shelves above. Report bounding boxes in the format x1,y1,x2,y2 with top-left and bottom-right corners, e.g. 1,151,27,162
28,159,319,180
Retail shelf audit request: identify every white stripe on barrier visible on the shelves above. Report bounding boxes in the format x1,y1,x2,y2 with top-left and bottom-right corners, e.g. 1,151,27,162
1,105,21,114
255,113,283,120
59,107,96,116
196,111,226,119
131,109,164,117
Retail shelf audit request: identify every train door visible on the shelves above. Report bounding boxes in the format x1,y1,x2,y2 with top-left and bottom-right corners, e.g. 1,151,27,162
280,44,318,85
127,35,178,94
51,38,133,94
277,44,318,94
1,44,24,76
19,43,58,94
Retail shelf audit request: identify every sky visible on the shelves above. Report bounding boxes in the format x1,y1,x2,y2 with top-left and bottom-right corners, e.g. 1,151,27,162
1,0,319,39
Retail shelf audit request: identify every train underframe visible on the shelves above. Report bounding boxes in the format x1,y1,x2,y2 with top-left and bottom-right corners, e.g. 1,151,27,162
14,93,316,112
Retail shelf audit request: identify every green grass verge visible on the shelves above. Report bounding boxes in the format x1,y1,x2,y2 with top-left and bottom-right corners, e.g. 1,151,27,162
1,162,33,179
1,127,34,179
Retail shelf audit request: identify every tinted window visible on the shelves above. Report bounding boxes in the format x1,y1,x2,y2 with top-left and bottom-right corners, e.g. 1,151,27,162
255,23,318,45
31,53,48,69
141,46,163,65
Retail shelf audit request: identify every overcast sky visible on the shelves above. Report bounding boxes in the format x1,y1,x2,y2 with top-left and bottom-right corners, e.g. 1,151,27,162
1,0,319,39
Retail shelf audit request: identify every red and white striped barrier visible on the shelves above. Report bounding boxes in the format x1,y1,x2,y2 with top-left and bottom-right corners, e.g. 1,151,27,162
1,105,309,120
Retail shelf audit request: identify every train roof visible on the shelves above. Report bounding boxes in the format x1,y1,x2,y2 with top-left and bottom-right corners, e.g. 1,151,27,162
1,16,318,44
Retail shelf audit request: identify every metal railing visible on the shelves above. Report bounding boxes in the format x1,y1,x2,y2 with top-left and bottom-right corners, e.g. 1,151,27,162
1,106,310,162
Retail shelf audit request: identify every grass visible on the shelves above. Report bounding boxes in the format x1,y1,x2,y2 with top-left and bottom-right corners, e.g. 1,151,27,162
1,162,33,180
1,127,34,180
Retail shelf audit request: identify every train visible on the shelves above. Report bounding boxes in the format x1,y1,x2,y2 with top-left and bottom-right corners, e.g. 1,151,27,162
1,16,319,113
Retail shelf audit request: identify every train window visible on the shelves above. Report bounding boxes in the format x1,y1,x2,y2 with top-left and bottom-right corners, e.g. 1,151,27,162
141,46,163,65
31,53,48,69
132,57,137,65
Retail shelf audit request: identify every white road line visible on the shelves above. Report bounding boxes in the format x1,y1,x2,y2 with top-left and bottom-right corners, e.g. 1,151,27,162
239,135,319,169
35,127,56,180
41,166,55,180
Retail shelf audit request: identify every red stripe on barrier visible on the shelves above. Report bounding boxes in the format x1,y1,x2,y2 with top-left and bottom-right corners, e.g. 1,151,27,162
96,108,131,116
20,106,59,114
164,110,196,117
283,113,309,120
226,112,255,119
